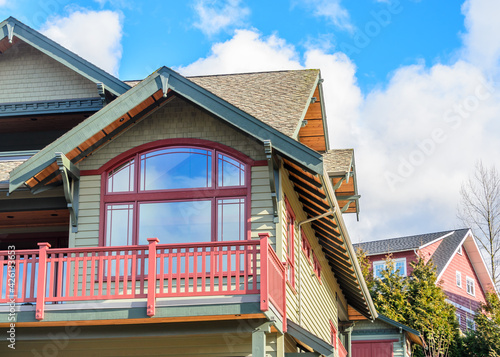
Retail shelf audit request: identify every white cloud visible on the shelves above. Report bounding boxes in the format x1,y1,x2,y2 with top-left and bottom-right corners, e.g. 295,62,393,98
176,29,302,76
193,0,250,36
40,10,123,76
0,0,7,6
461,0,500,74
297,0,353,32
179,0,500,244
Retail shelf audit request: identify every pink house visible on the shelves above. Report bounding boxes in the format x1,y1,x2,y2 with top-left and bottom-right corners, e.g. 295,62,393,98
354,229,497,332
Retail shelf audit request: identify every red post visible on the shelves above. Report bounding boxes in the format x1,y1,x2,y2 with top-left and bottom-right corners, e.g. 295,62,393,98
147,238,159,317
259,233,269,312
35,243,51,321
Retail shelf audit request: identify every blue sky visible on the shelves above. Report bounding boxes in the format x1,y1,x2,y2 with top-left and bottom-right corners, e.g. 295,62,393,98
1,0,499,243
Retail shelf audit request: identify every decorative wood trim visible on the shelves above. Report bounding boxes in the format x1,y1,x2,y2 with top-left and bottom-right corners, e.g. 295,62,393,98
0,313,267,328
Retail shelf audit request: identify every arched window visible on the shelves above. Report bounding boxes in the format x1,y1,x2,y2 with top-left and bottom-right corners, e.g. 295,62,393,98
102,144,249,246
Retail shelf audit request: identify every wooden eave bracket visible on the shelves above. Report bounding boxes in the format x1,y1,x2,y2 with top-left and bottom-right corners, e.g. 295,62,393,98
55,152,80,232
6,21,14,43
264,140,279,222
339,195,361,213
159,73,169,97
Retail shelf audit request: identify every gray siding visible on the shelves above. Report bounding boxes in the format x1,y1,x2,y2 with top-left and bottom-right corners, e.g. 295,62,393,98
0,42,97,103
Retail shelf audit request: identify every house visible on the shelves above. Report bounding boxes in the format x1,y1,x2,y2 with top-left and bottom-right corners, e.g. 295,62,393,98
0,17,377,356
354,229,497,332
351,314,425,357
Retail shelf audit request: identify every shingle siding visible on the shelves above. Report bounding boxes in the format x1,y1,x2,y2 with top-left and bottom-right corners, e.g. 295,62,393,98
0,42,97,103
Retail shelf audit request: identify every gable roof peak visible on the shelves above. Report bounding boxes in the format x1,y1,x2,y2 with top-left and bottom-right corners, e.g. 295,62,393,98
0,16,130,96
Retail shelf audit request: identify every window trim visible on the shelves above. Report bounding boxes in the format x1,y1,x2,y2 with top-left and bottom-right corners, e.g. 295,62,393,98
284,196,296,288
456,271,462,288
373,257,407,278
97,139,258,246
330,320,337,350
466,276,475,296
301,228,312,263
466,316,475,331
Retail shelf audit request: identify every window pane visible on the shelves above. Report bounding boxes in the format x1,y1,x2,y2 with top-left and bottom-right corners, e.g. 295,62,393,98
108,159,135,192
395,261,405,276
140,148,212,190
218,154,245,187
374,263,384,278
217,198,245,241
105,204,134,246
138,201,212,245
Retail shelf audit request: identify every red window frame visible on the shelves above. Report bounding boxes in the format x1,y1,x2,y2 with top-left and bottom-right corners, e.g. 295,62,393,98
284,196,296,287
313,251,321,280
301,228,312,263
330,320,337,350
96,139,256,246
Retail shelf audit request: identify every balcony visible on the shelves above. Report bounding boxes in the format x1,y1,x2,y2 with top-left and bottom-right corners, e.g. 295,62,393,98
1,234,286,329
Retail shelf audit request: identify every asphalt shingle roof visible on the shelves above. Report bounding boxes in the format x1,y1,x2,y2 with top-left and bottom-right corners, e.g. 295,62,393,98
188,70,320,138
323,149,353,174
0,160,25,183
353,229,471,276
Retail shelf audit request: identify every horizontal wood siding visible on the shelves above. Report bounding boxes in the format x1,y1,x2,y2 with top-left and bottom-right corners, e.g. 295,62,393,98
70,175,101,248
251,166,276,246
280,166,347,344
2,333,280,356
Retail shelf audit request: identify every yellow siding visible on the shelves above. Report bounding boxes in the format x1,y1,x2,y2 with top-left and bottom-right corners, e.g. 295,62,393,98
280,166,348,345
3,333,280,357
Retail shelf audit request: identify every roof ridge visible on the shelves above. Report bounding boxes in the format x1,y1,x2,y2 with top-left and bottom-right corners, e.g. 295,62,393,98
354,228,469,245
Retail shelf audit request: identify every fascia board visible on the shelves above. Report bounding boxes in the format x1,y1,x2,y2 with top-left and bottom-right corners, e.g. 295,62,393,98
292,71,320,139
9,71,163,193
0,17,130,96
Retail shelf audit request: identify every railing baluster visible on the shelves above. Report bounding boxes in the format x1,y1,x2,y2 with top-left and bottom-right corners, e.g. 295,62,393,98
146,238,158,316
259,234,269,312
82,253,88,298
35,243,50,320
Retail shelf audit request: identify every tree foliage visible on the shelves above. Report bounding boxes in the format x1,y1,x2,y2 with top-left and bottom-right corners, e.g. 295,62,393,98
460,293,500,356
458,161,500,288
356,250,459,357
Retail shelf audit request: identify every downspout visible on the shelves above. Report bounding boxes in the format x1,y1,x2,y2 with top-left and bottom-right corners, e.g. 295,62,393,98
297,210,334,325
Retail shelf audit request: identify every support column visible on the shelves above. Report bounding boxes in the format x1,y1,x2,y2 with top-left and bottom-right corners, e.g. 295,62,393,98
252,322,272,357
344,326,353,357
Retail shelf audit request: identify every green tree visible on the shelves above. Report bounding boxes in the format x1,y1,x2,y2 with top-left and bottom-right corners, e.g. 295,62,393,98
355,249,459,357
461,293,500,356
370,255,412,324
407,256,458,357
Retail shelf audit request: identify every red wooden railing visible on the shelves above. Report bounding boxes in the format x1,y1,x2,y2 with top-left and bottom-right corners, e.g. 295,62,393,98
0,235,286,326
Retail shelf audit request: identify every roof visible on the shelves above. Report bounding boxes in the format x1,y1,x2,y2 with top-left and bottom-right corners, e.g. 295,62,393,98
0,160,25,183
353,229,459,256
355,229,498,294
126,70,323,143
0,17,130,96
323,149,353,174
377,314,426,347
189,70,319,138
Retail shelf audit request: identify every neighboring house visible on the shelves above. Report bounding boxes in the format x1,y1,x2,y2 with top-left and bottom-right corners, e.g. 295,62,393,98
351,314,425,357
354,229,497,332
0,17,377,357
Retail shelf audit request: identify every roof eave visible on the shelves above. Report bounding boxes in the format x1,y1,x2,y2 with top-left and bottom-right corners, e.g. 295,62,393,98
319,170,377,320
